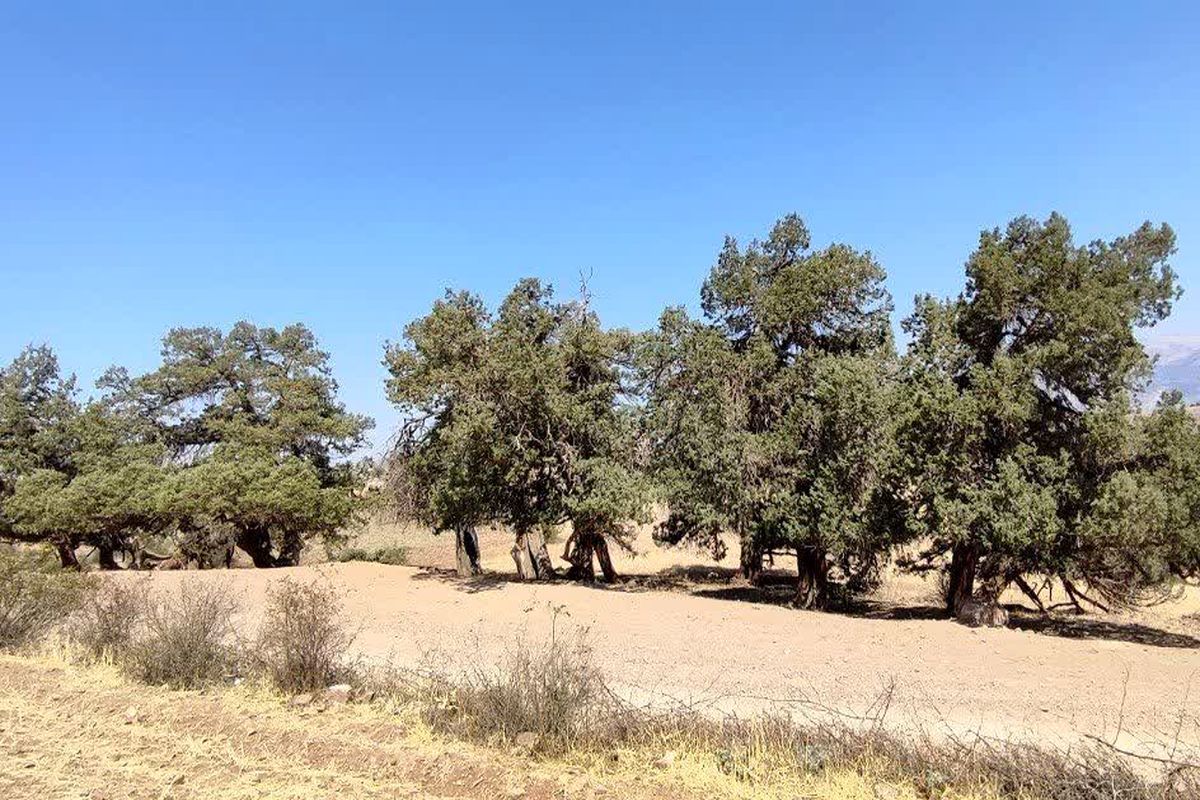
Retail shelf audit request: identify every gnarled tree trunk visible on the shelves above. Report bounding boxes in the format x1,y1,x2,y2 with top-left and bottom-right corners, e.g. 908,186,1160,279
563,522,617,583
98,544,120,571
511,528,555,581
794,547,830,609
946,542,978,614
454,525,482,576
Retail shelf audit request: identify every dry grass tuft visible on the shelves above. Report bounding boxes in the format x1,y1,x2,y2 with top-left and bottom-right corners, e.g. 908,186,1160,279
0,546,94,651
69,578,149,659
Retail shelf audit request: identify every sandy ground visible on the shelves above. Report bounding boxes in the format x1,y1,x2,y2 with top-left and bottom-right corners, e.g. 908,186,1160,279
120,520,1200,765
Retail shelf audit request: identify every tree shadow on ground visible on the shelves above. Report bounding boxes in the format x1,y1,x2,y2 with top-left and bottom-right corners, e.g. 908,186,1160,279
410,566,511,593
1006,610,1200,649
411,564,1200,650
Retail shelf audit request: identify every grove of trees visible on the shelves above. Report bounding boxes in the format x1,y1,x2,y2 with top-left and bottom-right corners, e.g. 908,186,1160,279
0,324,372,569
3,212,1198,624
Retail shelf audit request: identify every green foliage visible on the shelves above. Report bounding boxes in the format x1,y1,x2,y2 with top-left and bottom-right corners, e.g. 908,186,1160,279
103,322,373,566
0,347,81,558
385,279,652,580
893,213,1188,610
639,215,899,606
1,324,370,569
335,545,408,565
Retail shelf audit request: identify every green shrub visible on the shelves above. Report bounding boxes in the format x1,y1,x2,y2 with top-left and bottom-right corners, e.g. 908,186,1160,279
0,547,94,651
335,545,407,566
253,578,355,693
123,582,239,689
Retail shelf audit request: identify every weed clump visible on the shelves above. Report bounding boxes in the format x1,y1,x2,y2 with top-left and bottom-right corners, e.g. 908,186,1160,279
122,582,239,689
253,578,355,693
70,578,149,659
0,547,94,650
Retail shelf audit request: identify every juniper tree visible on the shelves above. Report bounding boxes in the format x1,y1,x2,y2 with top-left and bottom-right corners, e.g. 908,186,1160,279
385,279,650,581
0,346,83,566
3,403,172,569
639,215,899,607
103,322,372,566
893,214,1186,614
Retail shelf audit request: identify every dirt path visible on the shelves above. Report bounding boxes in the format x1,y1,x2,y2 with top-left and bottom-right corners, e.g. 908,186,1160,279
123,563,1200,762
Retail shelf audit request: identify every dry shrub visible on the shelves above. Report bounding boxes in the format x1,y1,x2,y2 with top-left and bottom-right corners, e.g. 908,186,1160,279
124,581,239,689
70,578,149,659
367,616,1188,800
426,631,610,752
253,578,355,693
0,547,94,650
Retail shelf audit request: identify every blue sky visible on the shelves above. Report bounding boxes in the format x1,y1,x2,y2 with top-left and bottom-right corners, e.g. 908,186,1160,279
2,2,1198,448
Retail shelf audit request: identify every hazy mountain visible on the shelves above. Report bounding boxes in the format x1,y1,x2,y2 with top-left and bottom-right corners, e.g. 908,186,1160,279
1145,337,1200,405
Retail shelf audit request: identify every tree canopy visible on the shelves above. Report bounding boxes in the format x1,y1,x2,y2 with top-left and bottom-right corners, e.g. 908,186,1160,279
893,214,1187,613
639,215,900,607
0,324,371,569
385,279,651,580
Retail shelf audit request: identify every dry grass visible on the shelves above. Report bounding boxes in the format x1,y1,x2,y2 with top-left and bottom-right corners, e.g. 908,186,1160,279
0,652,1000,800
368,638,1190,800
121,582,240,689
69,577,149,659
0,547,94,651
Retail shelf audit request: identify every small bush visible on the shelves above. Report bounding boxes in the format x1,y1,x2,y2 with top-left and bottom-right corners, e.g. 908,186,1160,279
253,578,355,692
422,629,611,753
0,547,94,651
70,579,149,660
123,582,239,689
335,545,407,566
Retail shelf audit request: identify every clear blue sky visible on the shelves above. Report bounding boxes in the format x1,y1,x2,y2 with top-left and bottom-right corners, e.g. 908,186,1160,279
2,2,1198,449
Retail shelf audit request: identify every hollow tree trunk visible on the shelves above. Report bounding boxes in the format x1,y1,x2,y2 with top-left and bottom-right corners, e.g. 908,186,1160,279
55,539,80,570
794,547,830,609
739,536,763,585
454,525,482,576
946,543,977,614
236,526,277,568
511,528,556,581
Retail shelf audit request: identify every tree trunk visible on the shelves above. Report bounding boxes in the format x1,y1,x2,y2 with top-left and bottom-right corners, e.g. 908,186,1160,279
98,544,120,571
739,536,763,585
946,543,977,614
511,528,556,581
563,528,595,582
563,523,618,583
794,547,829,609
236,526,276,568
454,525,483,576
593,534,616,582
275,532,302,567
55,538,80,570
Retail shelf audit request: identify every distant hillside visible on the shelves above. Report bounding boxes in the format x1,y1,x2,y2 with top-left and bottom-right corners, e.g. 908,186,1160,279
1145,338,1200,405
